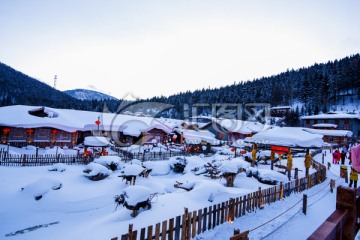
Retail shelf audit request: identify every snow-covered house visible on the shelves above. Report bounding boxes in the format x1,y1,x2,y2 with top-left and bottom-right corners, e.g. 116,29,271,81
270,106,291,117
301,111,360,143
0,105,183,147
218,119,271,144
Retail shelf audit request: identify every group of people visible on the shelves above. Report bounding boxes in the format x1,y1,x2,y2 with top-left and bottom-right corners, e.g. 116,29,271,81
332,145,358,189
331,147,348,165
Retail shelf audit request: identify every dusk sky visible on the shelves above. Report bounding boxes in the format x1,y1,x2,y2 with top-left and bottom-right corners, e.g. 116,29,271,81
1,0,359,100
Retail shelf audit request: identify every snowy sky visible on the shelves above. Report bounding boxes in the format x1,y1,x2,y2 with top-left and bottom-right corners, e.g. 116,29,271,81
1,0,360,99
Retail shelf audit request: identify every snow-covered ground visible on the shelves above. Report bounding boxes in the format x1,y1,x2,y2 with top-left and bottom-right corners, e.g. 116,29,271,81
0,145,355,240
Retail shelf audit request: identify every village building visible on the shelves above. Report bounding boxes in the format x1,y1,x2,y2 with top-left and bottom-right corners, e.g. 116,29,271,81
301,111,360,145
270,106,292,117
0,105,183,148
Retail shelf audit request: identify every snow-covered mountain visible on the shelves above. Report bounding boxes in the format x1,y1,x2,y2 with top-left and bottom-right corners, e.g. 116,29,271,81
63,89,118,101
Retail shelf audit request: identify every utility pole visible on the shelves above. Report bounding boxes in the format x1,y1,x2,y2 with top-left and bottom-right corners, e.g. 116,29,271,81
54,75,57,89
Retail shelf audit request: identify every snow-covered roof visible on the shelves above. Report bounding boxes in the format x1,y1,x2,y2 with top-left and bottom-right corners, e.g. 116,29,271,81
182,129,218,145
217,119,271,134
303,128,353,137
244,127,325,148
301,111,360,120
0,105,182,135
312,123,337,128
270,106,291,110
84,136,113,147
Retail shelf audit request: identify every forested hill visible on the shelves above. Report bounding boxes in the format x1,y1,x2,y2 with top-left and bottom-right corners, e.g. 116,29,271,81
147,54,360,119
1,54,359,118
0,62,120,112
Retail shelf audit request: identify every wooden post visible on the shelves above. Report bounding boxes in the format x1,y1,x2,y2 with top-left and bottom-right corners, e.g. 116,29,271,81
322,153,324,164
279,182,284,200
22,154,26,166
228,198,235,222
35,147,39,162
294,168,298,179
303,194,307,215
128,224,134,240
330,179,335,193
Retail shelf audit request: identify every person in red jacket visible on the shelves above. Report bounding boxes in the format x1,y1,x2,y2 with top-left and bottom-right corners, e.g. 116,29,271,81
332,150,339,164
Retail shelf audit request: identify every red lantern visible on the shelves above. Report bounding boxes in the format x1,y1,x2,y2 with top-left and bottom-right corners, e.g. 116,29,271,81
84,150,92,156
95,119,101,125
186,147,191,151
26,129,34,134
2,128,10,134
218,133,223,138
231,148,235,152
71,131,77,135
241,150,246,154
51,129,58,134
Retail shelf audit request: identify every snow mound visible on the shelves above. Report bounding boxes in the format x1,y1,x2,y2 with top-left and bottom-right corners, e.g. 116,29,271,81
48,163,67,172
219,161,238,174
94,156,123,170
83,163,111,177
121,164,146,176
142,161,171,176
21,177,62,200
122,185,152,206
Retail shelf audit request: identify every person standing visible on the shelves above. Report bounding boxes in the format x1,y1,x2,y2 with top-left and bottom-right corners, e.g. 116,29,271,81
349,167,358,189
332,150,339,164
348,149,352,164
336,150,341,164
340,150,346,165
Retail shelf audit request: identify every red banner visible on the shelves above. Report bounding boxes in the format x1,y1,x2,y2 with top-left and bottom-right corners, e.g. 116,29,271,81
271,146,289,154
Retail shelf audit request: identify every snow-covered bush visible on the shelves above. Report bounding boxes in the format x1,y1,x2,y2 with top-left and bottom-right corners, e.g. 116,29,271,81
21,177,62,200
83,163,110,181
94,156,123,171
48,163,66,172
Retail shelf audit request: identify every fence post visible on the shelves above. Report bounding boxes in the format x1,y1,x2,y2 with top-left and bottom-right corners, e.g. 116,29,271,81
128,224,134,240
322,153,324,164
22,154,26,166
228,198,235,222
294,168,298,179
302,194,307,215
279,182,284,200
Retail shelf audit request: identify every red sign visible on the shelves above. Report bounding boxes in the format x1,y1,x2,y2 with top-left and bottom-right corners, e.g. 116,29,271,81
271,146,289,154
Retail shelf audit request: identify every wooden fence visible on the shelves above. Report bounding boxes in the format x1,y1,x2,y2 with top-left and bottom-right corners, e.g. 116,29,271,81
111,147,190,162
111,160,327,240
0,149,86,166
308,185,360,240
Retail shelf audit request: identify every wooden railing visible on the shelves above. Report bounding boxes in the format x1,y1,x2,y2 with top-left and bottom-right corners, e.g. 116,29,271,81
111,160,327,240
307,186,360,240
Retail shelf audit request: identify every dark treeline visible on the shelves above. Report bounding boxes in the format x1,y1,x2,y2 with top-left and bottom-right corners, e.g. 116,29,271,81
1,54,359,120
148,54,360,119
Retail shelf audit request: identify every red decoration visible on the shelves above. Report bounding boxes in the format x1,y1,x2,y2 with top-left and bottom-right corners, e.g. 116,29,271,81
241,150,246,154
95,120,101,125
51,129,58,134
218,133,223,138
71,131,77,135
186,147,191,151
101,151,108,156
2,128,10,134
84,151,92,156
26,129,34,134
271,146,289,154
231,148,235,152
